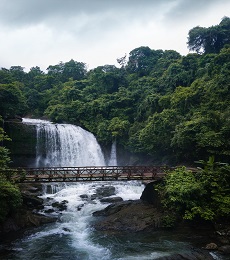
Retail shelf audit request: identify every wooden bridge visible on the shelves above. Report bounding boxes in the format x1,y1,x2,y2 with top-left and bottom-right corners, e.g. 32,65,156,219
1,166,173,183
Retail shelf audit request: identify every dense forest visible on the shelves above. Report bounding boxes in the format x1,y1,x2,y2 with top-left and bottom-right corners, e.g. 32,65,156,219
1,17,230,165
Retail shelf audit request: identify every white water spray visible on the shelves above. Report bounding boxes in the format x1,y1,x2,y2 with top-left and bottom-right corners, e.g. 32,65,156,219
23,118,106,167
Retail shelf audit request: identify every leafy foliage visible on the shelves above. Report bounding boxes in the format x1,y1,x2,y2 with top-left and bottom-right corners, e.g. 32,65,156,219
0,176,22,222
187,17,230,54
159,158,230,222
0,116,22,223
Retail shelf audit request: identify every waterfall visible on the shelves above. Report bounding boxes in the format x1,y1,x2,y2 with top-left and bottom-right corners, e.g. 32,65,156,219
108,140,117,166
23,118,106,167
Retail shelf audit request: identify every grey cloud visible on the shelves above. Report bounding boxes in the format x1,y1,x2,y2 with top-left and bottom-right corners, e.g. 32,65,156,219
0,0,170,28
1,0,227,32
163,0,228,24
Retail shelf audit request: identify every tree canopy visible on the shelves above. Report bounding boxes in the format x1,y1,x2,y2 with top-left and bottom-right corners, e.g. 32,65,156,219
187,16,230,54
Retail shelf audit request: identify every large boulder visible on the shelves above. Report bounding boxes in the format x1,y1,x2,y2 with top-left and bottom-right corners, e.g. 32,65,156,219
0,183,57,235
93,200,163,232
95,185,116,198
219,245,230,255
140,181,162,207
19,183,44,209
100,197,123,203
0,210,57,233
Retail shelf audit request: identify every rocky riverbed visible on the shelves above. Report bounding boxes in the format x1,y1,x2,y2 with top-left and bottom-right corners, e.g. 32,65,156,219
1,181,230,259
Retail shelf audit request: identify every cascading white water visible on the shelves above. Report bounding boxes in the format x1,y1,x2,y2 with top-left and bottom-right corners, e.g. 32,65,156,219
108,140,117,166
23,118,106,167
9,181,147,260
8,180,211,260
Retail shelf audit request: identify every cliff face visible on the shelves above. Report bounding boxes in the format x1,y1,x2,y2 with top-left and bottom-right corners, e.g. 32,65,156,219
4,121,37,167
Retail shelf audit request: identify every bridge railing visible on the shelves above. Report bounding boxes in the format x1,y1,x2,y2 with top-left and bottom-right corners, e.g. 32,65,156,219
0,165,173,182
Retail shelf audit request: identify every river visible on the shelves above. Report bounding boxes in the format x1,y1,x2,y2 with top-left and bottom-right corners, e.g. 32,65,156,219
2,181,225,260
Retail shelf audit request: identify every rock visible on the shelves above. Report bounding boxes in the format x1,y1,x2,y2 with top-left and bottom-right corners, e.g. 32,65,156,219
22,193,44,209
51,200,68,211
44,208,55,213
91,194,97,200
93,200,133,217
140,180,162,207
93,200,163,232
0,217,20,233
100,197,123,203
95,186,116,198
80,194,89,200
156,249,214,259
0,183,57,236
63,227,71,232
0,210,57,233
218,245,230,254
19,183,43,196
205,242,218,250
77,204,85,211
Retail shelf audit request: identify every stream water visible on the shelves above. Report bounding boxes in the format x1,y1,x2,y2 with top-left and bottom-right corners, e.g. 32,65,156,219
0,119,226,259
3,181,224,260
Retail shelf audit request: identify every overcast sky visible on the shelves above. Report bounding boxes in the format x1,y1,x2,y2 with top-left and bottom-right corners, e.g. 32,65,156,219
0,0,229,72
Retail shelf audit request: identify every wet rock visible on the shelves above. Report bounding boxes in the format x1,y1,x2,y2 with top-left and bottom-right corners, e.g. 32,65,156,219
219,245,230,254
44,208,55,213
19,183,43,196
93,200,133,217
140,181,162,207
93,200,163,232
90,194,97,200
156,249,214,259
205,242,218,250
22,193,44,209
77,204,85,211
52,200,68,211
95,186,116,198
0,210,57,233
100,197,123,203
63,227,71,232
80,194,89,200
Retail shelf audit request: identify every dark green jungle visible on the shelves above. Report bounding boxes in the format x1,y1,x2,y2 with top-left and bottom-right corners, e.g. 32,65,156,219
0,17,230,225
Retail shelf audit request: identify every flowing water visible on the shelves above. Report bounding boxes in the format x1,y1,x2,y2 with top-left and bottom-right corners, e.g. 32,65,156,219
22,118,106,167
1,119,225,259
3,181,222,260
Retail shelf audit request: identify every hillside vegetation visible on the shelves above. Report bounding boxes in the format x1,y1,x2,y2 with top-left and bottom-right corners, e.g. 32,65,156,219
0,17,230,164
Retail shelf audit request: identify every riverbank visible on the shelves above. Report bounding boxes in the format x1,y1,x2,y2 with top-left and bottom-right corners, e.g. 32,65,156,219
0,183,57,236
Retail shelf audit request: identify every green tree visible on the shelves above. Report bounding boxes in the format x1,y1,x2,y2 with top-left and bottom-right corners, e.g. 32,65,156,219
0,83,27,119
0,116,22,222
187,17,230,54
160,160,230,222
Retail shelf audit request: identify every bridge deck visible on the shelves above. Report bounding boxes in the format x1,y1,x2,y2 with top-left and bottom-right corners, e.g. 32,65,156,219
1,166,171,183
